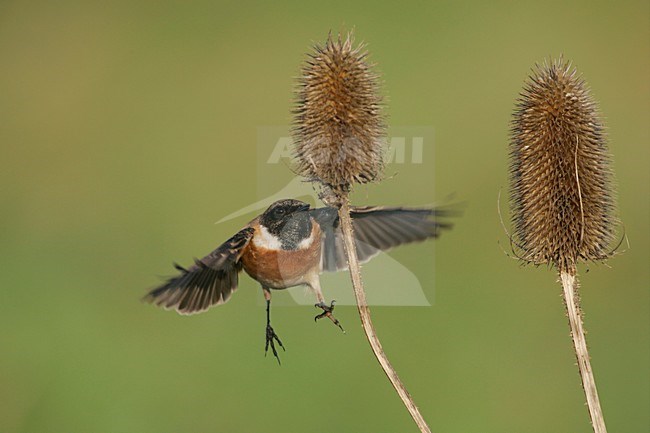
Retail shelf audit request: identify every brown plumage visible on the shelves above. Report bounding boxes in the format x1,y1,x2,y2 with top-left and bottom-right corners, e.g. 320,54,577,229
241,217,322,290
509,58,617,273
292,32,385,192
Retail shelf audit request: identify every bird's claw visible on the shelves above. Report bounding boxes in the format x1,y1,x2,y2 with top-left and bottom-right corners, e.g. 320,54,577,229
314,300,345,333
265,323,285,365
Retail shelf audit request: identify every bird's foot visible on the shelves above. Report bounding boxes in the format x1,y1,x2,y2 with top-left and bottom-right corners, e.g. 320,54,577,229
314,301,345,333
265,323,285,365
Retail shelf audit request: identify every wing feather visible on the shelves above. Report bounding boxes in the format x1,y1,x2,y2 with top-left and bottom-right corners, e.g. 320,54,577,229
312,205,455,272
143,227,254,315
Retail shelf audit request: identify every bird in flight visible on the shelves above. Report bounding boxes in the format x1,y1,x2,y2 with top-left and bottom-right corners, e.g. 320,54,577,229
144,199,453,363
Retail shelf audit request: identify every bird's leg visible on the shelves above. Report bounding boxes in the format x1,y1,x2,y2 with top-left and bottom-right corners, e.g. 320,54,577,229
315,300,345,333
263,287,284,364
309,279,345,333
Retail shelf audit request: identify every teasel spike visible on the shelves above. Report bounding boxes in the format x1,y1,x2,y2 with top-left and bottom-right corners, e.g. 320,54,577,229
293,32,432,433
509,58,616,272
509,57,618,433
292,31,386,195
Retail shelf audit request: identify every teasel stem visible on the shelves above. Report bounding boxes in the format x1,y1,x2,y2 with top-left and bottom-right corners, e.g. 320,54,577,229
508,58,616,433
295,33,433,433
560,269,607,433
338,194,432,433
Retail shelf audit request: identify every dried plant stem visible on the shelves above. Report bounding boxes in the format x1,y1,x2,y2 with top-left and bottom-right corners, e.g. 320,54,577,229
560,270,607,433
338,194,431,433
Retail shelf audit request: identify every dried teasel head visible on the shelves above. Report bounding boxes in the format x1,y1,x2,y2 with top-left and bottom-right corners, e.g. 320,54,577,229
292,32,385,194
509,58,617,273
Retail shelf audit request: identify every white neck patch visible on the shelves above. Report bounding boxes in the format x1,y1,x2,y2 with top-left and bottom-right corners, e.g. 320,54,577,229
253,226,283,250
297,235,313,249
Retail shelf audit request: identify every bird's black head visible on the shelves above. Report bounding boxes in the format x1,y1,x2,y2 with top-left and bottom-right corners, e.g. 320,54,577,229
260,199,312,249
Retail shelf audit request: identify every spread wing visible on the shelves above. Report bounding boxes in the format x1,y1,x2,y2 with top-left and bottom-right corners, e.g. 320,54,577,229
143,227,254,315
311,206,455,272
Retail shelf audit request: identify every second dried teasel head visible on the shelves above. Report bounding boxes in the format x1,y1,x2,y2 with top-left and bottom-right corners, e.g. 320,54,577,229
509,58,617,274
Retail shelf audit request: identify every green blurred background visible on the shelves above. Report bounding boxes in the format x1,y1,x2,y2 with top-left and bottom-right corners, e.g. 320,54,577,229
1,1,648,432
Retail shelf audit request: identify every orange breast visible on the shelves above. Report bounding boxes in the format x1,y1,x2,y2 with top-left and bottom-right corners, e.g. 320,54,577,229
241,222,321,289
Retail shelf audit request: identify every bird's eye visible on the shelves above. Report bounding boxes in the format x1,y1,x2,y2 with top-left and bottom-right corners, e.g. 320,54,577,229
276,208,285,215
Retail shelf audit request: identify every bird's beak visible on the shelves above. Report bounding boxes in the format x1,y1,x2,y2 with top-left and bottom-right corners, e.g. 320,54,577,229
298,203,310,212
